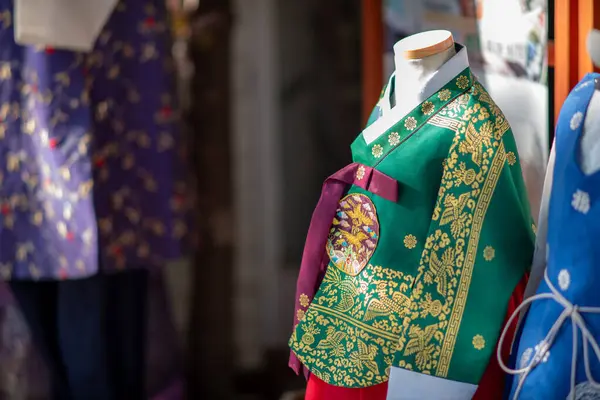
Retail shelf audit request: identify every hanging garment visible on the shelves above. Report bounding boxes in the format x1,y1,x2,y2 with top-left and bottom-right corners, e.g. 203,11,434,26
504,74,600,399
288,44,535,398
0,0,189,398
0,0,189,281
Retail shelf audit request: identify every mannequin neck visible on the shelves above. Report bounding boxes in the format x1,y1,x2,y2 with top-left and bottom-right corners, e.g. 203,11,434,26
392,45,456,108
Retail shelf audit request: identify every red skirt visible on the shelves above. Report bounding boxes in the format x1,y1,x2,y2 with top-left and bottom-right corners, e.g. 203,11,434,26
305,375,388,400
304,275,527,400
472,275,527,400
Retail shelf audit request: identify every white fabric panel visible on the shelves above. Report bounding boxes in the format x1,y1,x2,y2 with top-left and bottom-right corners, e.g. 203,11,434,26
14,0,117,51
386,367,478,400
522,142,554,303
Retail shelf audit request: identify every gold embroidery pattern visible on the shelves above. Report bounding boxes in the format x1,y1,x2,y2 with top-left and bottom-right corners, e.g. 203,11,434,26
473,335,485,350
388,132,401,146
422,101,435,115
297,309,305,321
372,144,384,158
506,151,517,166
392,83,510,378
405,117,417,131
326,194,379,276
404,234,417,249
437,142,507,377
460,120,493,166
427,115,464,133
404,323,439,370
289,265,415,387
438,89,452,101
294,292,311,326
300,293,310,307
483,246,495,261
457,75,470,90
356,165,366,181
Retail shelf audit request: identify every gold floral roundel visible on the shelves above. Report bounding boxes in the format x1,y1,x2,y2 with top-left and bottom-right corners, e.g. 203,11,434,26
326,194,379,276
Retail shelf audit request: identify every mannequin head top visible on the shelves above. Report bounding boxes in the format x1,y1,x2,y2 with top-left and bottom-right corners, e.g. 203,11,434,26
393,30,454,60
391,30,456,88
387,30,457,113
587,29,600,68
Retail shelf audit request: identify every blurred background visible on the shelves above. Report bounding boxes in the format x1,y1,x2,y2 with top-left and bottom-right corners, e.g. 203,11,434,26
0,0,564,399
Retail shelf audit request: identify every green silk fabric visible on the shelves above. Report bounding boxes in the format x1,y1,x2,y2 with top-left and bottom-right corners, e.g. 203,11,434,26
289,68,534,388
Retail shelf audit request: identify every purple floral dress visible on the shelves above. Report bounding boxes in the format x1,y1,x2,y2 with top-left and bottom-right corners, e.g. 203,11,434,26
0,0,189,281
0,0,189,397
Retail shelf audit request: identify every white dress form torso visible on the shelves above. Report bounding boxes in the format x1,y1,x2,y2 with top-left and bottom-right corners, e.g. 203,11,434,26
364,31,456,145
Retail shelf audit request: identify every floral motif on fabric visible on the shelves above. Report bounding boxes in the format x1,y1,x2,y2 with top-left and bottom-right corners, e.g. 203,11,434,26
533,340,550,363
422,101,435,115
326,194,379,277
388,132,400,146
372,144,384,158
571,111,584,130
438,89,452,101
356,165,366,181
457,74,470,90
507,151,517,166
572,189,591,214
404,234,417,249
558,269,571,291
472,335,485,350
483,246,495,261
299,293,310,307
405,117,417,131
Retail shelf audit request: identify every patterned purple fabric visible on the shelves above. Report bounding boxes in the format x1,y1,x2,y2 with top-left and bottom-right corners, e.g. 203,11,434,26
0,1,187,397
0,0,189,281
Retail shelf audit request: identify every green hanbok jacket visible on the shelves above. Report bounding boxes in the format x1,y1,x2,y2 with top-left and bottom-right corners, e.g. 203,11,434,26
289,44,535,396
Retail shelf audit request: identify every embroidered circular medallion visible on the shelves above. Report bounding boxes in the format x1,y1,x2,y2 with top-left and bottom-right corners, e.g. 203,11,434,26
326,194,379,276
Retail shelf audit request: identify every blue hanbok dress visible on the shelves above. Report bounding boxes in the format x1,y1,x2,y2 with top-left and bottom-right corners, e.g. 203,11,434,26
505,73,600,399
